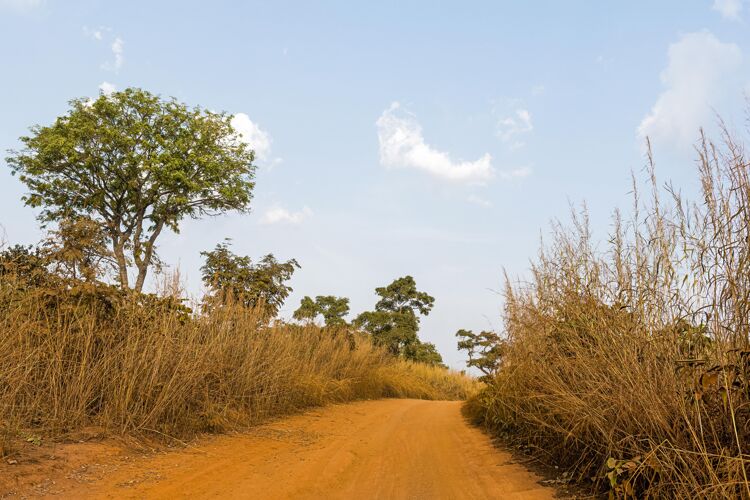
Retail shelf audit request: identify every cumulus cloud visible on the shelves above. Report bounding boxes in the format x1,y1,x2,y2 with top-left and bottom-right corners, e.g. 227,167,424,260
467,194,492,208
260,206,313,225
497,109,533,149
713,0,743,20
376,102,494,183
231,113,272,161
98,81,116,95
637,31,745,149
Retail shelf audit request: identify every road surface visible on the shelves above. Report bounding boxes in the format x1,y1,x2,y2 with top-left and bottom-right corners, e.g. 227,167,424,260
3,399,557,499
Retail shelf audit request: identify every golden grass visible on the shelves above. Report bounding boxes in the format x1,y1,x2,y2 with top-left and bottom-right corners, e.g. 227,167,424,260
468,130,750,497
0,283,476,454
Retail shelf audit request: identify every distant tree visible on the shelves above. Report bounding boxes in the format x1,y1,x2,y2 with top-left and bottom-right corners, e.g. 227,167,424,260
200,242,299,317
354,276,435,357
293,295,350,327
292,296,319,324
6,87,256,293
456,329,503,379
315,295,350,327
373,276,434,317
403,341,445,367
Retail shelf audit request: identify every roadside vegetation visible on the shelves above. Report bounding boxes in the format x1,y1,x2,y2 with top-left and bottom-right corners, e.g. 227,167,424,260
0,88,475,456
461,128,750,498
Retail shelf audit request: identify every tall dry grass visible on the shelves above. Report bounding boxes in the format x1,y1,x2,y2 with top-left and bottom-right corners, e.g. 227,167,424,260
0,279,475,454
469,130,750,497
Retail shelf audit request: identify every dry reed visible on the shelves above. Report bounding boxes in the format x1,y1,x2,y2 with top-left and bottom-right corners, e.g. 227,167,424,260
0,280,475,454
469,129,750,497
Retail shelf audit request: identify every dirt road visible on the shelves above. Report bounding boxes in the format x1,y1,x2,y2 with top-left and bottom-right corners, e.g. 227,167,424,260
3,399,556,499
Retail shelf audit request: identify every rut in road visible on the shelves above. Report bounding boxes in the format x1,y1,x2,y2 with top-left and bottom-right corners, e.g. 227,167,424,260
73,399,556,499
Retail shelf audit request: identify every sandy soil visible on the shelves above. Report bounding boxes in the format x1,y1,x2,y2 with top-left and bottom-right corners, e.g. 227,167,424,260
1,399,556,499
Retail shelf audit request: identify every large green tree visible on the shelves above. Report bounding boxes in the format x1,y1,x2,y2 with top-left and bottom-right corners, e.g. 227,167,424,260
354,276,436,357
200,242,299,318
6,87,256,293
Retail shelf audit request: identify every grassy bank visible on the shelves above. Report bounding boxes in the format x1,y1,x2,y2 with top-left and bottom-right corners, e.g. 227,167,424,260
469,132,750,498
0,282,475,455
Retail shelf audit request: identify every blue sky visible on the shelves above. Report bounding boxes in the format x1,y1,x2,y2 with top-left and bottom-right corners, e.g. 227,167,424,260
1,0,749,369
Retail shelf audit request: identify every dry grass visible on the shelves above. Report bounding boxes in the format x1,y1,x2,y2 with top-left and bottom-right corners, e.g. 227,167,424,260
468,129,750,497
0,282,476,455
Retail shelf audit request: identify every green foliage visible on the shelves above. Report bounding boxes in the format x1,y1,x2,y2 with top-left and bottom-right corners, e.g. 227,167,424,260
354,309,419,355
403,341,445,367
354,276,438,361
292,296,319,324
374,275,435,316
316,295,350,327
293,295,350,327
200,242,299,318
456,329,503,379
6,87,256,292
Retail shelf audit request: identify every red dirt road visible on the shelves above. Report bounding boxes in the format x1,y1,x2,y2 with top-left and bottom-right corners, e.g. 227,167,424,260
2,399,556,499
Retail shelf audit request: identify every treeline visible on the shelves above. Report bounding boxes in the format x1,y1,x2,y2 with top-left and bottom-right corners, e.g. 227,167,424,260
463,128,750,498
201,241,444,365
0,87,473,453
3,86,444,365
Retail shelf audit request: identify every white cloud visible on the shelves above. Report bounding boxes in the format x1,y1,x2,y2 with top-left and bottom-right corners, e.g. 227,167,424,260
83,26,109,40
0,0,42,10
499,166,532,180
231,113,272,161
98,81,116,95
497,108,533,148
260,206,313,225
376,102,494,183
531,84,545,96
84,27,124,74
467,194,492,208
111,37,124,71
100,37,124,72
713,0,743,20
637,31,745,149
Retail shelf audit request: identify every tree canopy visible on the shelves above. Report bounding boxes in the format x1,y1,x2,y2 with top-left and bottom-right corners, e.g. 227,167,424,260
455,329,503,379
200,242,299,318
293,295,350,327
6,87,256,293
354,276,439,362
403,341,445,367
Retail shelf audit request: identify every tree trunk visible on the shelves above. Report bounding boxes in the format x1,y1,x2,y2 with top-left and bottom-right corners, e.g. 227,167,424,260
134,263,148,294
133,220,164,294
112,240,129,290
